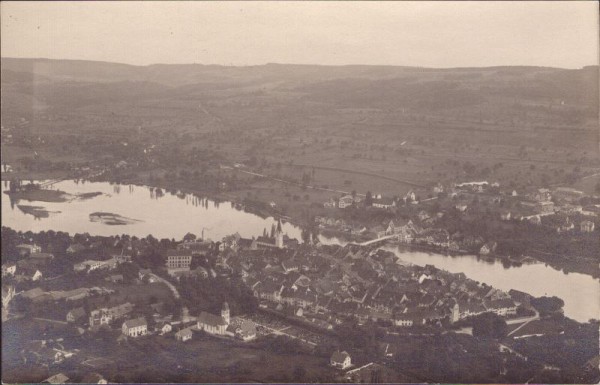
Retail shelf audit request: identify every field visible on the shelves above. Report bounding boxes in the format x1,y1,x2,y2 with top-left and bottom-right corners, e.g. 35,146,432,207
2,60,598,215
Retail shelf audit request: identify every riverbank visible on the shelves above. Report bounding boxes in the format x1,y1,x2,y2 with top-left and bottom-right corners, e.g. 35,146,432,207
3,172,599,280
4,188,71,203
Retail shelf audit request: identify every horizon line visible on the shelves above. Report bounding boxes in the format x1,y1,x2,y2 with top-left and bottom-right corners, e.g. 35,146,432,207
2,56,597,71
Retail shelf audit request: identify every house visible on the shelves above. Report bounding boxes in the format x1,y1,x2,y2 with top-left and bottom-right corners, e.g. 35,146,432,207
105,274,124,283
16,243,42,255
197,303,230,335
533,188,552,202
404,190,417,203
500,211,511,221
15,267,43,282
281,260,299,273
338,195,355,209
479,242,497,255
2,263,17,277
556,218,575,233
2,285,16,310
580,220,595,233
66,307,86,323
484,298,517,317
66,244,86,254
536,201,555,214
372,197,395,209
122,317,148,337
175,327,193,342
29,252,55,263
80,373,107,384
323,197,337,208
455,203,468,212
330,350,352,370
74,260,113,273
42,373,70,384
89,302,134,328
157,322,172,335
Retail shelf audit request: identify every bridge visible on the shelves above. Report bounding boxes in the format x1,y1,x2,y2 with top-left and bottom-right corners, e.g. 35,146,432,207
39,179,66,188
349,234,397,246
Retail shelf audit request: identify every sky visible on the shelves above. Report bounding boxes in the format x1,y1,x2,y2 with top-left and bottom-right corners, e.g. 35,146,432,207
1,1,598,69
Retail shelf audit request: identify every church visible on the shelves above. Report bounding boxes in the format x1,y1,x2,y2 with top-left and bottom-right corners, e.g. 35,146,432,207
196,302,230,335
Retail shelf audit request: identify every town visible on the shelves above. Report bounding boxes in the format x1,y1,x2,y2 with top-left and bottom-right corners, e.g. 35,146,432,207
2,222,598,383
1,2,599,383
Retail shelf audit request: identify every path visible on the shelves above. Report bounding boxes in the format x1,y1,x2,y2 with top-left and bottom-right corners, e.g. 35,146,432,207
506,310,539,326
33,317,68,325
499,343,527,361
290,163,426,188
149,273,180,299
252,321,316,346
507,310,540,337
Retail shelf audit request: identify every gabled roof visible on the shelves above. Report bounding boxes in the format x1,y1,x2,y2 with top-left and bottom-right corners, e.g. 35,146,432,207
43,373,69,384
123,317,147,329
80,373,106,384
331,350,350,363
176,327,193,337
197,311,227,327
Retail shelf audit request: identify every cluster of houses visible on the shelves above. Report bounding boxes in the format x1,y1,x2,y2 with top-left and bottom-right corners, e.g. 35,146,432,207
324,190,419,211
214,239,521,333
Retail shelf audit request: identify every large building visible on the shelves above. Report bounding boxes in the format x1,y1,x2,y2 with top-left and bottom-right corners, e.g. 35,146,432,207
122,317,148,337
166,250,193,269
197,302,230,335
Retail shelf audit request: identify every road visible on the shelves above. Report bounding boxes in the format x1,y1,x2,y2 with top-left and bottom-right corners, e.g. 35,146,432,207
235,168,359,196
350,234,397,246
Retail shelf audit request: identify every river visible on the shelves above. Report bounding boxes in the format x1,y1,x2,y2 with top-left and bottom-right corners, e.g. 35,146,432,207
2,180,598,322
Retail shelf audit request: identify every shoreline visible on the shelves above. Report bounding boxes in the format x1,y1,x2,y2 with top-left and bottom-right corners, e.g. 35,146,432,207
2,173,598,280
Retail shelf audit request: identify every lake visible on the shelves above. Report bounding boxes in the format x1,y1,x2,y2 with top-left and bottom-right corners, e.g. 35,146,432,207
2,180,598,322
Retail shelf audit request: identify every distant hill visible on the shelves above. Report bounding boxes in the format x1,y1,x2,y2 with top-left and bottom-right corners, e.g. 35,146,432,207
1,57,598,123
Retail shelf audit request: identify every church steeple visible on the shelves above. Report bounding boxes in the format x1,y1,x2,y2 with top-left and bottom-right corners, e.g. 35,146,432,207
275,219,284,248
221,302,230,325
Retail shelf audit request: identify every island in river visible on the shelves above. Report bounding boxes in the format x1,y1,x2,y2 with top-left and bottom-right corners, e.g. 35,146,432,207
5,188,72,203
89,212,142,225
16,205,60,219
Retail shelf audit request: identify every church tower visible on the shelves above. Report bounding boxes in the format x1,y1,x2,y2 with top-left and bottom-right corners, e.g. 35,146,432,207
275,219,284,248
221,302,230,325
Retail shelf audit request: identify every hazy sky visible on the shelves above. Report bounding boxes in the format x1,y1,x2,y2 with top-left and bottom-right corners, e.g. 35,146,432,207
1,1,598,68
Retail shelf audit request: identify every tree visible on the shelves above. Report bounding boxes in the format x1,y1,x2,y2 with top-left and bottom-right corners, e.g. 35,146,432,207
471,312,507,339
183,232,197,242
365,191,373,207
292,365,307,381
530,296,564,317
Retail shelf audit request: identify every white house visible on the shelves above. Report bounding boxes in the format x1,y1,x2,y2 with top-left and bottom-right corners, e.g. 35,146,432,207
2,264,17,277
175,327,193,342
122,317,148,337
330,350,352,369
